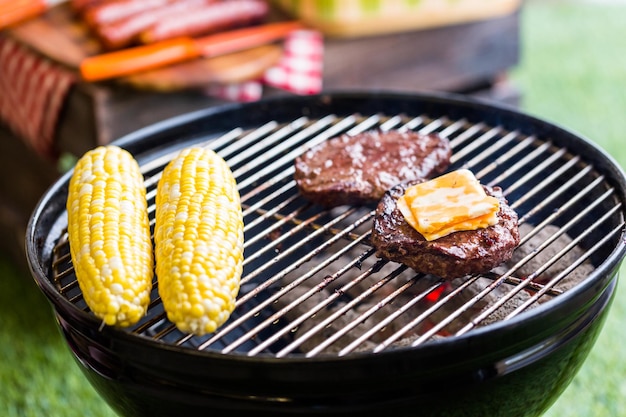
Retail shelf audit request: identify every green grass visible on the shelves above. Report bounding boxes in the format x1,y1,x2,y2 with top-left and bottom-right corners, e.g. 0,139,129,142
0,259,117,417
1,2,625,416
512,2,626,416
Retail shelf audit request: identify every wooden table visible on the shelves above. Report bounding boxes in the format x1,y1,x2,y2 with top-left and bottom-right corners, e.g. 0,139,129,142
0,10,520,269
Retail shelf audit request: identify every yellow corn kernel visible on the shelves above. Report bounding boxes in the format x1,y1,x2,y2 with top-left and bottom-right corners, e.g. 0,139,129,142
155,147,244,336
66,145,154,327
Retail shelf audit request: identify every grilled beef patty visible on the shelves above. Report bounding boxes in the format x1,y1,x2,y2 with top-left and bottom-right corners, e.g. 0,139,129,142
371,181,520,280
294,130,451,207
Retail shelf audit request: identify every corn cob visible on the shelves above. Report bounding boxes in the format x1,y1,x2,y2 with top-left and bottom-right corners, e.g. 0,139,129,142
155,147,244,336
66,145,154,327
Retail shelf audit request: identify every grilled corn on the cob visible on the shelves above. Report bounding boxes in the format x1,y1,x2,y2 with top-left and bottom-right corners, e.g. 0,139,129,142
155,147,244,336
66,145,154,327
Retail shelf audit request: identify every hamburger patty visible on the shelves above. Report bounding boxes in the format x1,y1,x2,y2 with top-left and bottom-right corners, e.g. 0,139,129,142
294,130,451,207
371,181,520,280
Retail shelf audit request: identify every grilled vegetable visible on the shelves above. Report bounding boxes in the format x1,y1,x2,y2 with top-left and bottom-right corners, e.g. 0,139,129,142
154,147,244,336
66,145,154,327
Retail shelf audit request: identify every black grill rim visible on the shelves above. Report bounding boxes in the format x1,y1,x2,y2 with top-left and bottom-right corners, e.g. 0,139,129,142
26,90,626,363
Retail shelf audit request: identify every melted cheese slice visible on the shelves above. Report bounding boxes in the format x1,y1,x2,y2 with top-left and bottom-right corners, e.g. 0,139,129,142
397,169,500,241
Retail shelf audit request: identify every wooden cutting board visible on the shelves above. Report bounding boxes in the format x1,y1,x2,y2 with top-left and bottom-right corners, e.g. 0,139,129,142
7,3,283,91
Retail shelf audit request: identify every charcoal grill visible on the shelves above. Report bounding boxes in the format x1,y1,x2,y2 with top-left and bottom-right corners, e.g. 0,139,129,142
26,92,626,417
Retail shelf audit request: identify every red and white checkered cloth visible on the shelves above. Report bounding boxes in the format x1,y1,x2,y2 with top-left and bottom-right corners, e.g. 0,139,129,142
205,29,324,102
205,80,264,103
0,35,77,158
263,29,323,95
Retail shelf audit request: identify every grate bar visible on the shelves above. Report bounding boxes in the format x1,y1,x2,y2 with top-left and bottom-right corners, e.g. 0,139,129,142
373,275,484,352
475,135,540,183
48,110,625,357
505,149,573,203
240,202,318,270
448,121,486,150
507,220,624,318
462,130,523,171
234,115,340,189
300,264,407,358
218,121,295,166
241,235,374,356
518,174,605,240
337,273,442,356
306,265,418,357
438,119,468,139
456,194,622,335
450,126,502,164
274,251,389,358
243,206,364,285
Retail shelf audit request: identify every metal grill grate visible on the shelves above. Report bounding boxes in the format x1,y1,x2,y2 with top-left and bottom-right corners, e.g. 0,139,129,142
50,111,625,357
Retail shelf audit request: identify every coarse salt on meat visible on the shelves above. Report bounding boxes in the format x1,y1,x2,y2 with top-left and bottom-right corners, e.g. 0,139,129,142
294,130,452,207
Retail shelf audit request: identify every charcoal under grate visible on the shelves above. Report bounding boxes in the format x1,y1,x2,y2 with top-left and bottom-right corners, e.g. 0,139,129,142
49,110,624,358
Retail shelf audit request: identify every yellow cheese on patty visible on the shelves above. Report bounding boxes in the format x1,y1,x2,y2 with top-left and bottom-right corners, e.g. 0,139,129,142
397,169,500,241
